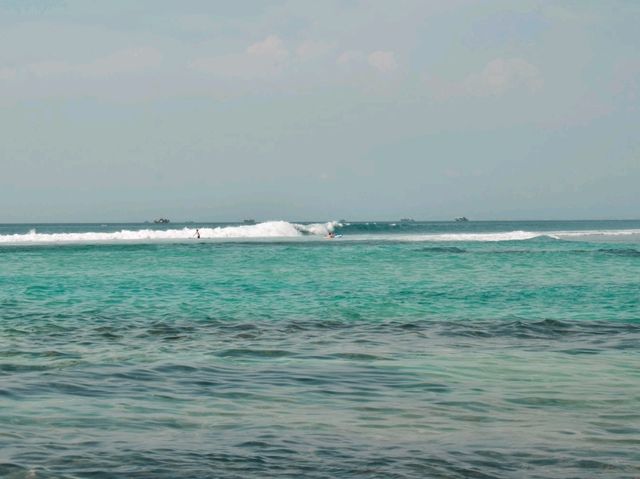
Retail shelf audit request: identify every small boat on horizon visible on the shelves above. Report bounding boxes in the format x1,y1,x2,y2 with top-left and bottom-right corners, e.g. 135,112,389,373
153,218,170,224
400,218,416,223
455,216,469,222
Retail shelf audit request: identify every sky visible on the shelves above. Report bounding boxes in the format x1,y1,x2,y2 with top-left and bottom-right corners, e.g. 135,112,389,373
1,0,639,222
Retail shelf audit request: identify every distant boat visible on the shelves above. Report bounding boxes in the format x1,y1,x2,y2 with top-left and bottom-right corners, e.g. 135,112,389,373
400,218,416,223
454,217,469,222
242,219,256,225
153,218,170,224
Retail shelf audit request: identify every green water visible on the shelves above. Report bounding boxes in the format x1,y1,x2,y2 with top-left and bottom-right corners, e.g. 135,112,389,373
1,222,639,478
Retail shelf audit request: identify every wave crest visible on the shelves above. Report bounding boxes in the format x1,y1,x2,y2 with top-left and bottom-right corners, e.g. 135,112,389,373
0,221,337,244
0,222,638,245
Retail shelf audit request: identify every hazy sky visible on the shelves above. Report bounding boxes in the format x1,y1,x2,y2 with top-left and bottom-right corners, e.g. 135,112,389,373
1,0,639,222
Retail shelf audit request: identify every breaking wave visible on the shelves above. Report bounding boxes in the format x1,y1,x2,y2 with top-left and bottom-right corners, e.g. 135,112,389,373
0,221,338,244
0,221,638,245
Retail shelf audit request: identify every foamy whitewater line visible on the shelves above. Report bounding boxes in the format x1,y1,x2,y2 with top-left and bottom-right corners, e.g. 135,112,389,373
387,230,548,242
548,229,640,238
0,224,638,245
0,221,338,244
357,229,640,242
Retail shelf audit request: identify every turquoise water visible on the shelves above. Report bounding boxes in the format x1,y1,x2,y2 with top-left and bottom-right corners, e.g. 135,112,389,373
1,221,639,478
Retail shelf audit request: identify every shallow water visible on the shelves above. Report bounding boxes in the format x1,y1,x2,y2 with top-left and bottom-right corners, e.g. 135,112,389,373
1,221,639,478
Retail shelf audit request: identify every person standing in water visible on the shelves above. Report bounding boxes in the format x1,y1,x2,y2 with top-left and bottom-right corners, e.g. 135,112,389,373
195,228,200,239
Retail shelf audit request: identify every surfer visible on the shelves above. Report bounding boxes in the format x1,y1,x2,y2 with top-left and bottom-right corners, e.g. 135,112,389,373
195,228,200,239
326,231,336,239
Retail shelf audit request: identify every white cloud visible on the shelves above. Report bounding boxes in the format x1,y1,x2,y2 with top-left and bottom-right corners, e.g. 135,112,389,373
367,51,397,72
246,35,288,61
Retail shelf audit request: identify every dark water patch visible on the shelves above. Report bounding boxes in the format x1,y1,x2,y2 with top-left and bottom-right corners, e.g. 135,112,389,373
399,382,451,393
328,352,387,361
6,314,639,353
613,338,640,350
397,322,423,330
478,248,549,255
232,332,258,340
0,388,19,398
1,349,79,360
217,349,293,359
437,318,640,341
3,424,640,478
0,363,53,373
473,246,640,258
152,364,200,374
417,246,467,253
24,284,67,296
600,425,640,435
559,348,601,355
111,368,160,382
45,381,113,398
216,321,260,332
597,247,640,257
492,318,575,339
273,319,353,332
93,328,123,340
570,458,630,472
139,322,197,340
89,316,640,348
435,399,493,413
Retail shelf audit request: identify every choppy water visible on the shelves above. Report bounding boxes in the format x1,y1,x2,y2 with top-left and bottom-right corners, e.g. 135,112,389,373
1,220,639,478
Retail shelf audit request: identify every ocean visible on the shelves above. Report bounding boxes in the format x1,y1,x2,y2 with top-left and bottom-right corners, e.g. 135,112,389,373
1,220,639,478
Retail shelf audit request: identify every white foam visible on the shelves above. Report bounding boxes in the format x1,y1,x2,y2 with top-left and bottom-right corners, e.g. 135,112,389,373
421,231,546,242
358,229,640,242
368,230,549,242
0,221,337,244
296,221,339,236
0,223,638,245
550,229,640,238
